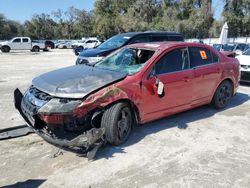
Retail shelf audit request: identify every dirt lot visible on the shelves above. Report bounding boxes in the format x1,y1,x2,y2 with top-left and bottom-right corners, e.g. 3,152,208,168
0,49,250,188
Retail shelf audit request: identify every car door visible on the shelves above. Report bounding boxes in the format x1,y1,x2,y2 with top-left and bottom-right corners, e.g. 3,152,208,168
21,38,31,49
10,38,22,50
141,47,194,122
188,46,221,105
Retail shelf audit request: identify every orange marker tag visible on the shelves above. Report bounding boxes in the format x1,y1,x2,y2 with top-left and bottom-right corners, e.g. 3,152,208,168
200,50,207,60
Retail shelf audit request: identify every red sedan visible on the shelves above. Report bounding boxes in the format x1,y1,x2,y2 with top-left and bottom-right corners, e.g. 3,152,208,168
14,42,240,158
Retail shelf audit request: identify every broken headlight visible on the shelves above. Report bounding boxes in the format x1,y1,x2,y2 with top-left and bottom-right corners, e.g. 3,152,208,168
38,98,82,114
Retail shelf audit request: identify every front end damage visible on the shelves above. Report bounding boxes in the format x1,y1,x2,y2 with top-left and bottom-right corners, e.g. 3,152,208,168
14,87,106,159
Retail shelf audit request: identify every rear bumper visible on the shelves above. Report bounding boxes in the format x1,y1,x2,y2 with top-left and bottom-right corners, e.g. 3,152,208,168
14,88,105,151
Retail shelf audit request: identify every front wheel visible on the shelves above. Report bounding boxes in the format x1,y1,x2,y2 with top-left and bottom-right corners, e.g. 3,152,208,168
101,102,133,145
211,80,233,109
1,46,10,53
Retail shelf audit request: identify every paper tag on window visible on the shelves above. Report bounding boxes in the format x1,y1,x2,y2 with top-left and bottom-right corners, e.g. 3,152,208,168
200,50,207,60
157,81,164,96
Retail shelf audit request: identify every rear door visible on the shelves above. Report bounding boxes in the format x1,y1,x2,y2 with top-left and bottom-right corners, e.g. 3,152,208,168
141,47,194,122
21,38,31,49
188,46,221,105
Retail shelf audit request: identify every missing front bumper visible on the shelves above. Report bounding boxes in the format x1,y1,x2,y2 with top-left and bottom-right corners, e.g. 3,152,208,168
14,88,106,159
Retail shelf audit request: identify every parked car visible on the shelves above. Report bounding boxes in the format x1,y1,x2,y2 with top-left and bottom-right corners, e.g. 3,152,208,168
54,41,65,48
236,48,250,82
0,37,46,52
72,38,102,51
71,40,84,49
14,42,240,158
57,41,73,49
45,40,55,49
213,43,250,55
75,31,184,64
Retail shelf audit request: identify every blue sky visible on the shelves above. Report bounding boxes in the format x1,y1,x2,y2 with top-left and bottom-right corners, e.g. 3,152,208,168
0,0,224,23
0,0,95,23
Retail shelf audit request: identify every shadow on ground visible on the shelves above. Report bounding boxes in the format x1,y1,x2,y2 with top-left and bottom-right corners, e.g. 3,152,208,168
96,92,250,159
1,179,46,188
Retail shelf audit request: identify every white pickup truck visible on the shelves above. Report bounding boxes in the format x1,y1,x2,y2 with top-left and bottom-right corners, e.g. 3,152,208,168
0,37,46,52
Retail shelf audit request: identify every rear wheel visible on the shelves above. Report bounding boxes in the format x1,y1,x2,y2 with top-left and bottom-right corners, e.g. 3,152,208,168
1,46,10,53
211,80,233,109
101,102,132,145
32,46,40,52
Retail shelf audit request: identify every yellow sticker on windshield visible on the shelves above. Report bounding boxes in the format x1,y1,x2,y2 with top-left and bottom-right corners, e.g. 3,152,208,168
200,50,207,60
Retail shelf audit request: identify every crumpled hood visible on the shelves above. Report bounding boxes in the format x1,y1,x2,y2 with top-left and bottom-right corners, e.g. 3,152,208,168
32,65,127,98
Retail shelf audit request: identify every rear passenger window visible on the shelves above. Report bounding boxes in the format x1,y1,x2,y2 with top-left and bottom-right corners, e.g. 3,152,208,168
86,40,95,43
131,36,149,43
168,35,183,41
155,48,189,75
189,47,213,68
151,36,168,42
23,38,29,42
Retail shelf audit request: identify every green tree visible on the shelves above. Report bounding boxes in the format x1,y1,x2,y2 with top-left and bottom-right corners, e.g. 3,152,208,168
73,10,94,38
0,13,23,40
223,0,245,37
23,14,57,39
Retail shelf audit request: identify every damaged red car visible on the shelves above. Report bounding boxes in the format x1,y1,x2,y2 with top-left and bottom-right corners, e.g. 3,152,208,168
14,42,240,158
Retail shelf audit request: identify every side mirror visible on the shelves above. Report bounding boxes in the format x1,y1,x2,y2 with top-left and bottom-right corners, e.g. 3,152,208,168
147,66,164,97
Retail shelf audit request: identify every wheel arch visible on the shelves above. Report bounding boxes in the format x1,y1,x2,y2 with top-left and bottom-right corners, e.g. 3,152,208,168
2,45,11,50
217,78,234,96
32,45,40,49
108,99,141,124
211,77,235,104
91,98,141,127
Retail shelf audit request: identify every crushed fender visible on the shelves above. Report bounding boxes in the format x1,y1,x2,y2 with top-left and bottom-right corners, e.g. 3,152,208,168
0,125,34,140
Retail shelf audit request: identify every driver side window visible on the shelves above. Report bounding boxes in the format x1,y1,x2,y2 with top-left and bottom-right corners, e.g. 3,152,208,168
155,48,189,75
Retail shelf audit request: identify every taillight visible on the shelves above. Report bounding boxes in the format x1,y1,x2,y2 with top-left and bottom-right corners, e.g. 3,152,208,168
40,114,64,124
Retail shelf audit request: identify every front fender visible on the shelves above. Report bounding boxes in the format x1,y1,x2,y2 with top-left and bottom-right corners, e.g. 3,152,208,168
74,85,130,118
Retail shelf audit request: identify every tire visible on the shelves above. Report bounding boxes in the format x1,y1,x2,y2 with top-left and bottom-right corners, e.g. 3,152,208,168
1,46,10,53
32,46,40,52
63,45,67,49
101,102,133,145
211,80,233,109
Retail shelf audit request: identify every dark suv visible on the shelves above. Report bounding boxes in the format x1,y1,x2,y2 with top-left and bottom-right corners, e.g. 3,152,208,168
76,31,183,65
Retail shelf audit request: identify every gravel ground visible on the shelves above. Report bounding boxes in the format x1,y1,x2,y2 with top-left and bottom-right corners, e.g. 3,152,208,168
0,49,250,188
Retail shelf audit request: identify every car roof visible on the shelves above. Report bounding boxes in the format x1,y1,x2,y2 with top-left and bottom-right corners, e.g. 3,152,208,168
116,31,182,38
125,42,212,51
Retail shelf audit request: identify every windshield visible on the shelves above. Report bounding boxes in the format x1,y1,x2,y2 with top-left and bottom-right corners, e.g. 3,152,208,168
97,35,131,49
95,48,155,75
213,44,222,51
243,49,250,55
